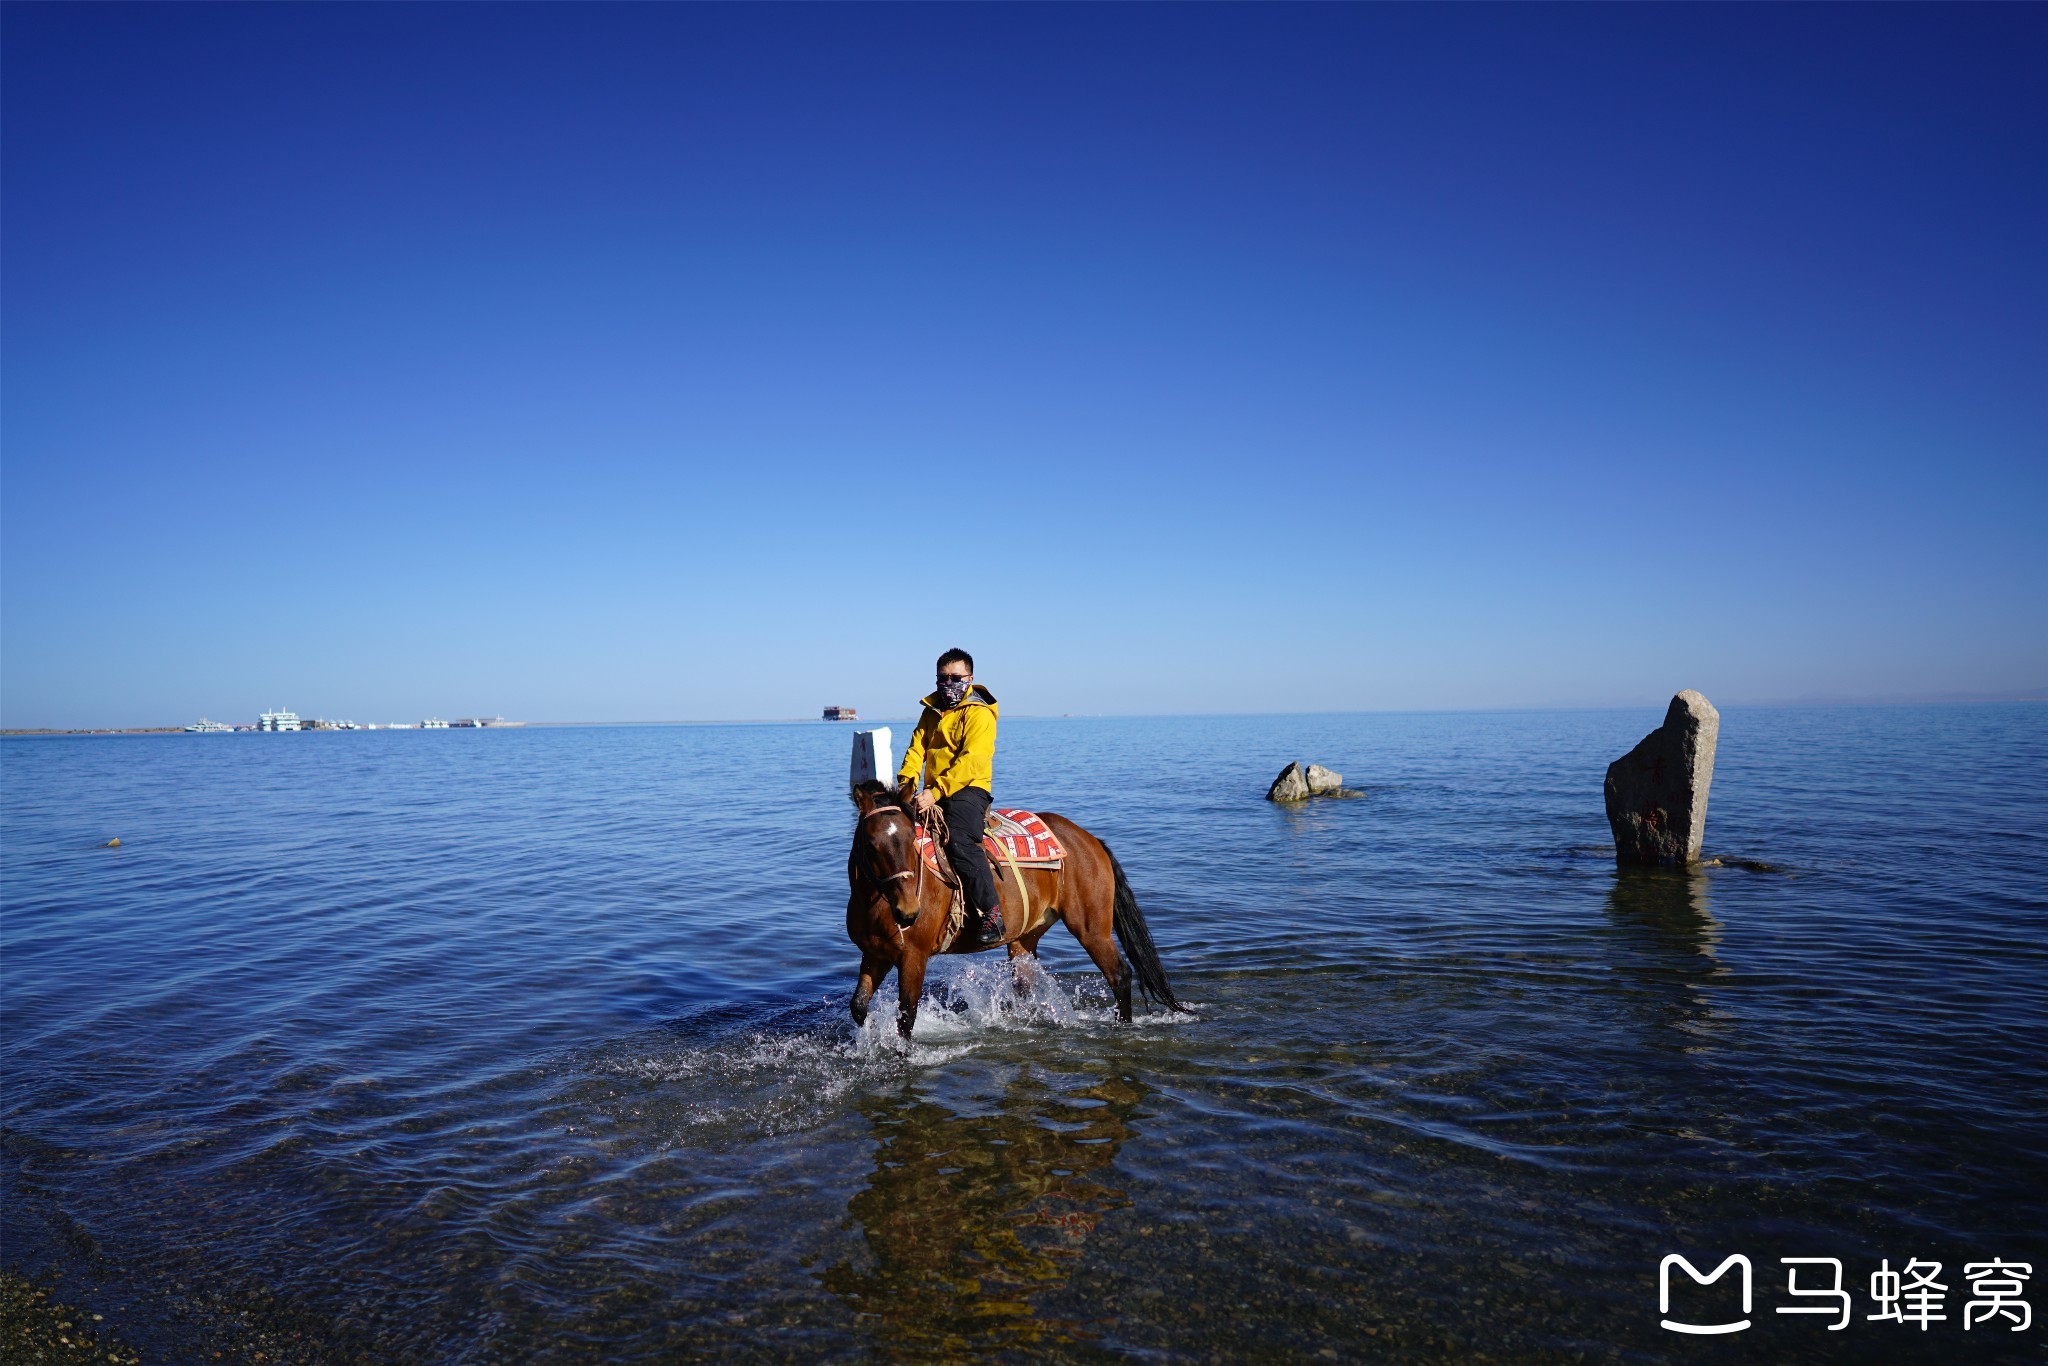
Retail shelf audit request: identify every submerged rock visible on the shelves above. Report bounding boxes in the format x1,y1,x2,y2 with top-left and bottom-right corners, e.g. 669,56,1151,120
1266,762,1310,803
1699,856,1784,874
1304,764,1343,794
1604,689,1719,865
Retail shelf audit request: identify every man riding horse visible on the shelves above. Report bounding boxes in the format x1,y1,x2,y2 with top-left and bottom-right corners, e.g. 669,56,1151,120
897,648,1005,948
848,651,1183,1035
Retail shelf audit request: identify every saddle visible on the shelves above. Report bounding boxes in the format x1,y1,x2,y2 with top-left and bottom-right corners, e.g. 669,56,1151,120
913,808,1066,952
914,808,1066,873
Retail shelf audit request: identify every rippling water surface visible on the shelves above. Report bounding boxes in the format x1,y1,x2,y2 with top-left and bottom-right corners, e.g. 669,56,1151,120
4,707,2044,1362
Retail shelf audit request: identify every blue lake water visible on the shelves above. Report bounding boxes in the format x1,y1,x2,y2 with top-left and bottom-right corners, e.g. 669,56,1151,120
3,707,2044,1362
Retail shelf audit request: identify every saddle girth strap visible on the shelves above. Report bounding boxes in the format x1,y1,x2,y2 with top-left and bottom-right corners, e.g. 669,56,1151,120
992,836,1031,934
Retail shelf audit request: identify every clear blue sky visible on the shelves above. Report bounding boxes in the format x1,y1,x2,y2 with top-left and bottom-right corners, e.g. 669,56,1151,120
4,4,2042,726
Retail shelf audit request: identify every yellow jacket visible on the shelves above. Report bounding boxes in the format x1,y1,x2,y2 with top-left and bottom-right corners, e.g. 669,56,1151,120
897,684,998,799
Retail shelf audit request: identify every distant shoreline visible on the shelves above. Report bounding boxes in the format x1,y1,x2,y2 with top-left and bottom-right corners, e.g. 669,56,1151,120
2,727,189,736
0,721,907,736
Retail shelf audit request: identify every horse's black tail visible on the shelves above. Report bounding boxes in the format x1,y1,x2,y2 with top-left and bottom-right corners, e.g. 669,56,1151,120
1104,845,1187,1013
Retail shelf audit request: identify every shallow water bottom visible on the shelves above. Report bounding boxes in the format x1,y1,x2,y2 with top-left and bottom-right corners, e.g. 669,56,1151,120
8,942,2039,1364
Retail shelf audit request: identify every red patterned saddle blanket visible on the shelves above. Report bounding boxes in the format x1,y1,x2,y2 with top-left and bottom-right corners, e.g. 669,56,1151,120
917,808,1066,871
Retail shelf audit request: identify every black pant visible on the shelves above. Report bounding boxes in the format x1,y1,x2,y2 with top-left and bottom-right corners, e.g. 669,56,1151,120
938,786,1000,918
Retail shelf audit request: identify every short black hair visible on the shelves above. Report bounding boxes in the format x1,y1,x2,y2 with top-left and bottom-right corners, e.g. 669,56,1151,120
936,648,974,674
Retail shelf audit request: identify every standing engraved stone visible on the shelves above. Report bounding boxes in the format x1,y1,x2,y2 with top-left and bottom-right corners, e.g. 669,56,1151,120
1604,690,1720,865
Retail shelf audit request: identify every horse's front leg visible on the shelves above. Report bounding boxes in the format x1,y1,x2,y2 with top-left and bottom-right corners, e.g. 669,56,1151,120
851,950,889,1026
1007,934,1046,996
896,946,931,1039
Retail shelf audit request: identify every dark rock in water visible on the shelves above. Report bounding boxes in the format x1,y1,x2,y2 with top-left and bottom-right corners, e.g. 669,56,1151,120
1604,690,1719,865
1700,856,1785,875
1266,763,1310,802
1269,762,1362,801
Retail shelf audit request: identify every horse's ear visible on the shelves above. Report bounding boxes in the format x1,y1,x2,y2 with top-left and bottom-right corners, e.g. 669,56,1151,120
851,781,878,815
895,776,916,804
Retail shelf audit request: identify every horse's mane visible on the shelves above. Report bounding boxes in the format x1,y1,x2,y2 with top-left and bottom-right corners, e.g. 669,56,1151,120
851,778,911,814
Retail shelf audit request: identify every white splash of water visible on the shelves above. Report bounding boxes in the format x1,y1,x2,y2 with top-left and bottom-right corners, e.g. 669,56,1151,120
576,956,1196,1144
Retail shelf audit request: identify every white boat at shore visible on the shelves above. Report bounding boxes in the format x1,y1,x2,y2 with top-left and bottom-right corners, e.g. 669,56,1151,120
421,717,449,729
184,718,233,733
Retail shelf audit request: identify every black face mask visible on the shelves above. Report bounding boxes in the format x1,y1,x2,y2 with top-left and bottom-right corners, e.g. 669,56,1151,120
937,678,970,707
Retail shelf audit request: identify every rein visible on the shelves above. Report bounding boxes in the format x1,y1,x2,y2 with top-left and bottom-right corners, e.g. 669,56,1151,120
859,807,919,884
856,799,1014,953
858,803,938,942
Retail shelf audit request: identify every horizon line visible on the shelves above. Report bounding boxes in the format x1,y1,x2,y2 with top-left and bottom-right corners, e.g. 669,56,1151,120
6,689,2043,735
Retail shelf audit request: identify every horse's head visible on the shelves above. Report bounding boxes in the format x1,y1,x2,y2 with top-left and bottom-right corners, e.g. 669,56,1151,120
852,778,924,928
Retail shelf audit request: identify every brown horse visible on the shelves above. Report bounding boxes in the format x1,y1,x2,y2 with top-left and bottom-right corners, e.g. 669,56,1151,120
848,779,1185,1037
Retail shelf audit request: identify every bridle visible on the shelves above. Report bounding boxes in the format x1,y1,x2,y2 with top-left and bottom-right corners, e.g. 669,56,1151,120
858,804,930,938
859,805,920,883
